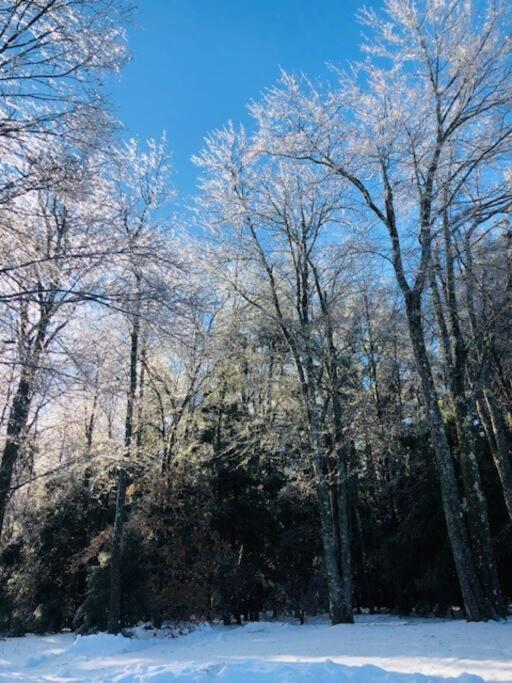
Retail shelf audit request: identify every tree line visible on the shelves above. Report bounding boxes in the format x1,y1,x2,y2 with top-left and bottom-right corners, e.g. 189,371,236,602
0,0,511,633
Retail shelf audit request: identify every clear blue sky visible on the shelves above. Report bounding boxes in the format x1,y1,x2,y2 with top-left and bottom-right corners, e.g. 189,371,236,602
108,0,369,199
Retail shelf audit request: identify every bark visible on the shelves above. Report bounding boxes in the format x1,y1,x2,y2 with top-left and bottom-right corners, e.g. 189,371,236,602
312,452,350,624
0,315,48,541
307,368,351,624
441,215,503,615
481,392,512,522
107,463,128,634
378,161,491,619
403,290,488,621
452,401,504,617
108,302,140,634
354,506,374,612
0,373,32,539
312,261,353,622
463,229,512,525
335,448,353,620
238,187,353,624
307,361,352,623
430,265,504,618
329,372,353,621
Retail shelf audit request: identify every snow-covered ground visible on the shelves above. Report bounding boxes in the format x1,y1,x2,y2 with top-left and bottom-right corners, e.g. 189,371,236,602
0,615,511,682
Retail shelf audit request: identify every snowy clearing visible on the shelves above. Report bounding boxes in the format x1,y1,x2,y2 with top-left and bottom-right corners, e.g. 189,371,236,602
0,615,511,682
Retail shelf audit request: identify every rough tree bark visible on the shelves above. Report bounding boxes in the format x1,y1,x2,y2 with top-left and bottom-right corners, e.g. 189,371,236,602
429,255,504,618
108,301,140,634
0,373,32,539
324,148,493,619
404,290,489,620
479,390,512,523
0,314,48,541
239,206,353,624
311,447,350,624
311,261,353,622
464,231,512,525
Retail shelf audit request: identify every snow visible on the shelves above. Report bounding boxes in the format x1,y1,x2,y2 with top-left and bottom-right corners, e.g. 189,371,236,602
0,615,511,682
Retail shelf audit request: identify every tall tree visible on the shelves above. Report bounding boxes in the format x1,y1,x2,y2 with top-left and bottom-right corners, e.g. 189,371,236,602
195,130,354,623
0,151,117,539
251,0,512,619
105,137,177,633
0,0,130,203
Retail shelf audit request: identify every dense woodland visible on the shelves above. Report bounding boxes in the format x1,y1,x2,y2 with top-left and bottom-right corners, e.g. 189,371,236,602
0,0,511,636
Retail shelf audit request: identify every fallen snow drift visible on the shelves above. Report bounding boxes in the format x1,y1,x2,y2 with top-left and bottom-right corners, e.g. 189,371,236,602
0,615,511,682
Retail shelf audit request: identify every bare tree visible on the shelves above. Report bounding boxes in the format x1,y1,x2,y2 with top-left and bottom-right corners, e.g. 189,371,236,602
195,128,354,623
0,0,130,204
0,150,118,539
104,137,181,633
250,0,512,619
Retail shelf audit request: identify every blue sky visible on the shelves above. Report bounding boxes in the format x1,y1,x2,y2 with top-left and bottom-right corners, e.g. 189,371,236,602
108,0,368,199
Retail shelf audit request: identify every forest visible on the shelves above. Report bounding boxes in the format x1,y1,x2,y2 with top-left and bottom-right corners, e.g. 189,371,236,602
0,0,511,642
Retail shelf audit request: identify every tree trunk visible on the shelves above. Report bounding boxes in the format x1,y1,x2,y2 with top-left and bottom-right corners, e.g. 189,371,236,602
329,394,353,622
452,400,504,617
429,267,504,618
312,454,351,624
306,343,352,624
0,373,32,540
480,392,512,523
336,452,353,621
0,310,48,542
107,464,128,633
463,230,512,527
108,304,140,634
314,270,353,622
403,290,487,621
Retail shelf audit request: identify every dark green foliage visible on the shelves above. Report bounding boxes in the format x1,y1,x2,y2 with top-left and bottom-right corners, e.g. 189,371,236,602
0,478,104,634
352,427,461,614
1,353,510,634
73,527,152,633
73,563,110,633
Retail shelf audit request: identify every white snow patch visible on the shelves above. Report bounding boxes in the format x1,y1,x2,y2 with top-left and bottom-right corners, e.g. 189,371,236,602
0,615,510,682
68,632,157,657
243,620,292,634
